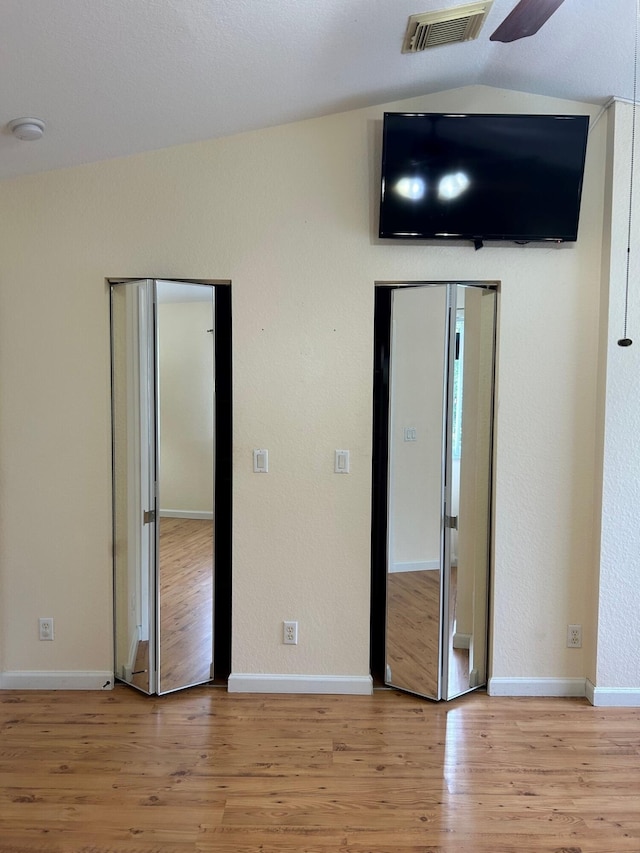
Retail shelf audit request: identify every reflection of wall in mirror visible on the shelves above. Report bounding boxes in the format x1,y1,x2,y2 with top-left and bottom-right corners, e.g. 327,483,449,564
112,287,144,679
389,287,446,573
158,301,214,517
457,288,494,681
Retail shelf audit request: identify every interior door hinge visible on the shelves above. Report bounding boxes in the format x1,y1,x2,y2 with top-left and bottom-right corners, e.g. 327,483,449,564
445,514,458,530
143,509,156,525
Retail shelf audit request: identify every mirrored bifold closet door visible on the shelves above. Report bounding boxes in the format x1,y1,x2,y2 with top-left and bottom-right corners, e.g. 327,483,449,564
385,283,496,701
111,279,216,695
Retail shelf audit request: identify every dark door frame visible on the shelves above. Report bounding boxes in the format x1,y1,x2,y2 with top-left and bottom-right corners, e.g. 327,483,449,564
370,285,393,685
213,283,232,682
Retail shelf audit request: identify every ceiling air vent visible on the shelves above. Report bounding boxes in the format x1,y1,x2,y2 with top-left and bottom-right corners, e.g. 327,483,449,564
402,1,494,52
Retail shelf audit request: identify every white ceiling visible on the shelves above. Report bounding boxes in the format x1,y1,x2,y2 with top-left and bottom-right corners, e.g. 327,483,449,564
0,0,635,181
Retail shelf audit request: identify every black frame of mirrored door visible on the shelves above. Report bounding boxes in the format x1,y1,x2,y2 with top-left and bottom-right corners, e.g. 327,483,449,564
212,283,232,682
109,278,232,689
370,286,393,686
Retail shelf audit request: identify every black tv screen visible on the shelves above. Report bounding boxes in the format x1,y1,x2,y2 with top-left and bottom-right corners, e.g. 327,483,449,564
379,112,590,243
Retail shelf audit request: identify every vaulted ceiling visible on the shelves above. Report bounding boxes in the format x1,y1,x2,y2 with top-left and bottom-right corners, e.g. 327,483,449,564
0,0,634,180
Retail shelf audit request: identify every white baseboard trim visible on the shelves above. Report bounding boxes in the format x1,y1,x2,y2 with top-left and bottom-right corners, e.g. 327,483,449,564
228,673,373,695
0,671,114,690
586,679,640,706
453,632,472,650
389,560,439,574
488,677,586,697
159,509,213,520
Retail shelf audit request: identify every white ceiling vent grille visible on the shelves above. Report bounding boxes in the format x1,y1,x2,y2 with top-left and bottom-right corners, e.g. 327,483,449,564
402,1,493,53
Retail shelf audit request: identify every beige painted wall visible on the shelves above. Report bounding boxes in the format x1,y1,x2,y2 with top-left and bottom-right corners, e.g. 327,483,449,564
594,100,640,694
0,85,606,684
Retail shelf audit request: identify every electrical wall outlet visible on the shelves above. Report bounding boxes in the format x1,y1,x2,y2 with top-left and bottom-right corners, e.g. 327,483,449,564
283,620,298,645
567,624,582,648
39,617,54,641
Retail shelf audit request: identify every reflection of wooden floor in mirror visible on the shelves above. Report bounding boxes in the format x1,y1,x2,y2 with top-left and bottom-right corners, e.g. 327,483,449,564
130,640,150,692
386,570,441,697
447,565,471,698
158,517,214,694
386,568,470,699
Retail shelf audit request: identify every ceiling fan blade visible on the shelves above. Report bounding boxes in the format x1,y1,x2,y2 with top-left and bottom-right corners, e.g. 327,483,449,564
490,0,566,42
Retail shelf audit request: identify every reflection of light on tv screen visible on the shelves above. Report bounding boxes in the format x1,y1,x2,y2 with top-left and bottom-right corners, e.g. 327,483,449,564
438,171,470,201
394,176,426,200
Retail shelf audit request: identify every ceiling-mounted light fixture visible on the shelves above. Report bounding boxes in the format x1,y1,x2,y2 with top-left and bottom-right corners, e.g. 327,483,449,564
7,117,46,141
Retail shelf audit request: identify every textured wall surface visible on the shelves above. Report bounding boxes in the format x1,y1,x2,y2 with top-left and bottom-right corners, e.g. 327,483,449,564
0,85,609,684
595,101,640,690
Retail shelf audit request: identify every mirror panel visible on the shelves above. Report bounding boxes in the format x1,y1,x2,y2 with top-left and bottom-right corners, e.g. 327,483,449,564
112,279,217,696
385,285,448,700
111,280,156,694
383,282,496,702
444,285,496,699
156,283,215,694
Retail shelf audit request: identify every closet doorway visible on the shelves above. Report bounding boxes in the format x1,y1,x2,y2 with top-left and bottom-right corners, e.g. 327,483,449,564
371,282,497,701
110,278,231,695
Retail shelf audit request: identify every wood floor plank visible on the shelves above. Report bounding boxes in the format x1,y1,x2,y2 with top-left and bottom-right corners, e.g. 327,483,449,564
1,687,640,852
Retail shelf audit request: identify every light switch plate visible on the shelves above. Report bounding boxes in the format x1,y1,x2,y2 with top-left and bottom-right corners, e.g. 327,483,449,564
335,449,350,473
253,449,268,473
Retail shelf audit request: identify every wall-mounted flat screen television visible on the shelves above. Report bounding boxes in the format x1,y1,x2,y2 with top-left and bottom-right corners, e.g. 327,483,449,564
379,112,590,244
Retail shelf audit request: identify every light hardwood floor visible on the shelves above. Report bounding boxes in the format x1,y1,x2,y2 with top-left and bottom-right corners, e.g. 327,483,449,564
1,686,639,852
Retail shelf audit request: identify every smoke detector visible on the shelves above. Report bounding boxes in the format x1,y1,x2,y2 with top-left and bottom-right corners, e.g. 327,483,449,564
402,1,494,52
8,117,46,141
